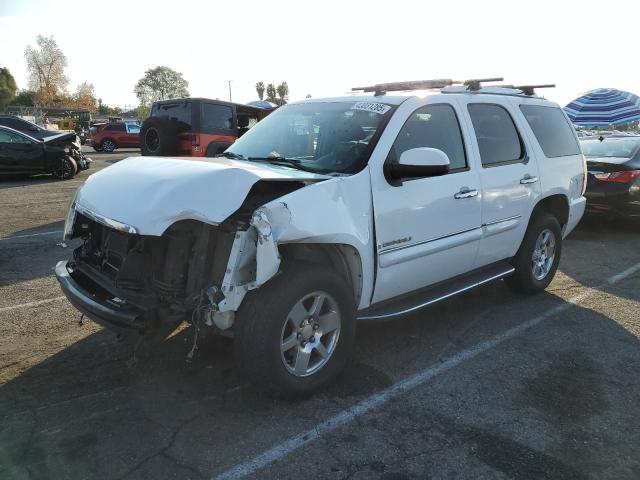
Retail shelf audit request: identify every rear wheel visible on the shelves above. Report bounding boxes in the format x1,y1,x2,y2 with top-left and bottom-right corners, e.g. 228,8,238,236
234,262,356,399
52,156,77,180
506,212,562,294
92,145,103,152
101,139,116,152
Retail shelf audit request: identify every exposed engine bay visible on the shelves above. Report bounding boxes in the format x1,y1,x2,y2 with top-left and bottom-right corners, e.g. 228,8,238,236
65,181,305,337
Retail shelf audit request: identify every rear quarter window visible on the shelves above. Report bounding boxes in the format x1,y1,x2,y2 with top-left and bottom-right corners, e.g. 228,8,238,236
520,105,580,158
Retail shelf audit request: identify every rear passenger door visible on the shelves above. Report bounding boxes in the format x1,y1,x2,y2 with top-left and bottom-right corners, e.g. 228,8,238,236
463,101,541,267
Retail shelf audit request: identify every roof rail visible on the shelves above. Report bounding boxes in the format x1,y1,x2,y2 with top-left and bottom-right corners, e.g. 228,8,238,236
351,77,504,96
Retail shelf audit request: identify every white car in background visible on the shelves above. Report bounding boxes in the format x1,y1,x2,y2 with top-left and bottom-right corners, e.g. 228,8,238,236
56,78,587,398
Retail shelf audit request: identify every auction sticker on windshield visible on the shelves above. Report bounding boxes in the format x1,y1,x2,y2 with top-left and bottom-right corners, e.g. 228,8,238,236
352,102,391,115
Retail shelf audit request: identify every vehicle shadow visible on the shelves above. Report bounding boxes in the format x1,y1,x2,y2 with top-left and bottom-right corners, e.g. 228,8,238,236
0,221,71,287
0,175,61,190
560,213,640,303
1,282,639,479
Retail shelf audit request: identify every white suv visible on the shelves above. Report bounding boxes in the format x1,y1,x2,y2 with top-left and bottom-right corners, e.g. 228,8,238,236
56,79,586,398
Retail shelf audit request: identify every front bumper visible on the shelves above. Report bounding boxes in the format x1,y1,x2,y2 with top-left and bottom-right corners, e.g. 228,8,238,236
55,260,146,333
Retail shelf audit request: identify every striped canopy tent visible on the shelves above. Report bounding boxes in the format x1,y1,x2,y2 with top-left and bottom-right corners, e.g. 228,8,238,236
564,88,640,126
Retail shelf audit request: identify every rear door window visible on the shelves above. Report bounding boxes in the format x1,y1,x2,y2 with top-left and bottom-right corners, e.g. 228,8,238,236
468,104,524,166
201,104,234,133
520,105,580,158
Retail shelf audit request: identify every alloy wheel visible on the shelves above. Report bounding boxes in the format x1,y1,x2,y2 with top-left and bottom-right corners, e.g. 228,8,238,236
531,229,556,280
280,291,341,377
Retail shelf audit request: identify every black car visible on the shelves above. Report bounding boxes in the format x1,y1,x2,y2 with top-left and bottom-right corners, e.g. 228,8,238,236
0,115,51,140
580,135,640,217
0,126,91,180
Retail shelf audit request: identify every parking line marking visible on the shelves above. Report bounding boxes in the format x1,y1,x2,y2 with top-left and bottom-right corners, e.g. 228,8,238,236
0,296,66,314
0,230,63,241
212,261,640,480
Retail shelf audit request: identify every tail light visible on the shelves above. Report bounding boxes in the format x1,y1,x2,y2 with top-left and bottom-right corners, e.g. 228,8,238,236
191,134,200,147
595,170,640,184
581,155,587,195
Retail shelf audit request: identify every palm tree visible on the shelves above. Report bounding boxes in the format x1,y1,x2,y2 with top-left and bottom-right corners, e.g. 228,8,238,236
276,82,289,106
255,82,265,100
266,83,277,103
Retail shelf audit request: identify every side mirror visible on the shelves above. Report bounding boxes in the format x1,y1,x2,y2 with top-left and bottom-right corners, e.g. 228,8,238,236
388,147,450,181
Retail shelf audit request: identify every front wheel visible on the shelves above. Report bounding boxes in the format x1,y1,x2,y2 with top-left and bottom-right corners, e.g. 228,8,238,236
234,262,356,399
52,156,77,180
506,212,562,294
101,139,116,152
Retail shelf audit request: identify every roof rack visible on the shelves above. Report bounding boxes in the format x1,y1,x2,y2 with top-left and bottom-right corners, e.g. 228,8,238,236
499,84,556,96
351,77,504,96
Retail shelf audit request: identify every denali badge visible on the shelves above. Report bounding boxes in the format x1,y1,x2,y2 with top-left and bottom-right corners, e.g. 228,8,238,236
381,237,412,248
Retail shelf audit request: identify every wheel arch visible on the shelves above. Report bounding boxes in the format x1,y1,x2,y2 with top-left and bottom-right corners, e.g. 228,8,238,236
205,141,233,157
101,137,117,148
279,243,363,307
531,193,570,229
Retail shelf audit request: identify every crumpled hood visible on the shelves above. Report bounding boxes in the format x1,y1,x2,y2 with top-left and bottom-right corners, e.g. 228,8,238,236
43,131,78,144
76,156,328,236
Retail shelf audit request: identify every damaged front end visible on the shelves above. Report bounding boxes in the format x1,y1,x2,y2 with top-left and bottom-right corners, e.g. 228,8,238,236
56,182,299,338
44,132,92,171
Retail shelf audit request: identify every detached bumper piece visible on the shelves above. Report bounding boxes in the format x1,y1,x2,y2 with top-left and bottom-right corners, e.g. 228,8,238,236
55,260,146,334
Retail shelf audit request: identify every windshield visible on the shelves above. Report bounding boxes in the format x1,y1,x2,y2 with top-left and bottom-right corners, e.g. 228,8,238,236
581,137,640,158
227,101,394,174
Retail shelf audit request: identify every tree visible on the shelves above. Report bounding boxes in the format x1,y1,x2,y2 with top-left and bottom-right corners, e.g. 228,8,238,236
24,35,69,105
134,104,150,120
266,83,277,103
12,90,35,107
72,82,97,111
255,81,265,100
134,66,189,106
276,81,289,106
0,67,18,111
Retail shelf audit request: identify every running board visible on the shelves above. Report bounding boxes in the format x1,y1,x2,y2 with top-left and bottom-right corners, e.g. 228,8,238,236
357,261,515,321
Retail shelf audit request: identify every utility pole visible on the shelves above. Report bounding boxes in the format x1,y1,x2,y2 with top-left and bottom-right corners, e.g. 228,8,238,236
228,80,232,102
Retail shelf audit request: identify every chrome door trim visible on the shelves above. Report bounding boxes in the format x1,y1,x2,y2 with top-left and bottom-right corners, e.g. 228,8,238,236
378,225,481,255
483,214,522,226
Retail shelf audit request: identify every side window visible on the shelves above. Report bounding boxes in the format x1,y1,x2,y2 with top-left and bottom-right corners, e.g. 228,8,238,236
520,105,580,158
104,125,115,131
201,104,233,133
0,130,31,144
390,104,467,170
126,124,141,134
116,124,126,132
468,104,523,166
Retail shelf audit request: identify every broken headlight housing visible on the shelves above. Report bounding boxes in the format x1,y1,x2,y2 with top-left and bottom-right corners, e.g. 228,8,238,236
63,188,80,240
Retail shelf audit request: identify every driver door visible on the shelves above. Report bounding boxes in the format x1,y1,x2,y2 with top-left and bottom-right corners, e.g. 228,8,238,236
0,129,43,174
371,101,482,303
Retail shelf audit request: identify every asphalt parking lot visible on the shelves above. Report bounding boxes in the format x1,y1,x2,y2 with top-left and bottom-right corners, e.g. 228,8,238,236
1,149,639,480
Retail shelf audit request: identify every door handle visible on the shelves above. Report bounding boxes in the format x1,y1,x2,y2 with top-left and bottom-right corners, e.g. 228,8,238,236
520,174,539,185
454,187,479,199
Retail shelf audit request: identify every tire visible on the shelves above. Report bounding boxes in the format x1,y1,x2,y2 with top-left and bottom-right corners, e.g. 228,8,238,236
93,146,103,152
52,156,77,180
234,262,357,399
506,212,562,294
101,138,116,153
205,142,232,157
140,117,178,156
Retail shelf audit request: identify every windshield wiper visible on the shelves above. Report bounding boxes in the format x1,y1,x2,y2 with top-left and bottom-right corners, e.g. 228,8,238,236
247,156,319,173
215,151,245,159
